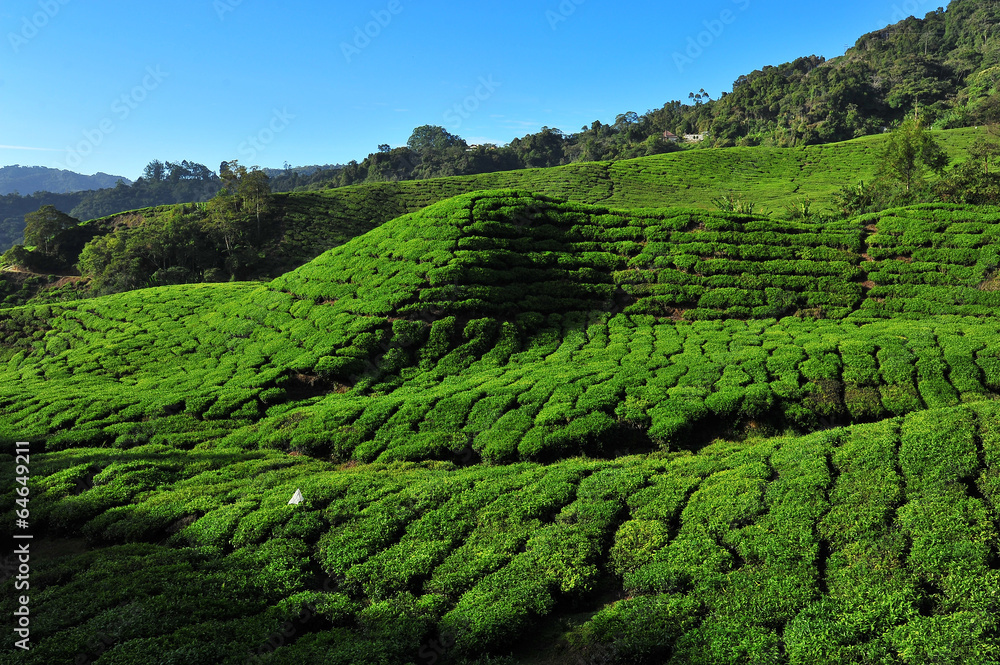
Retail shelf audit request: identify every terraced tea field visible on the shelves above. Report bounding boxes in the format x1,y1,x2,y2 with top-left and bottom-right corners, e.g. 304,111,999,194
3,189,1000,663
65,127,984,278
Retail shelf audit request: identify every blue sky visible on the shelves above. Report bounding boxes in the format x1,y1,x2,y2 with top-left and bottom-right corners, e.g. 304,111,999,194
1,0,942,180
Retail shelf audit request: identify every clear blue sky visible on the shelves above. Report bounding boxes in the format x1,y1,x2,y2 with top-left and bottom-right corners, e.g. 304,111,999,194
1,0,942,180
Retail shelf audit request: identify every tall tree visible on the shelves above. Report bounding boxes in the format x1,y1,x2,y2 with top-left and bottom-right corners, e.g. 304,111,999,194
142,160,166,182
238,168,272,241
23,205,79,255
878,118,949,191
406,125,466,154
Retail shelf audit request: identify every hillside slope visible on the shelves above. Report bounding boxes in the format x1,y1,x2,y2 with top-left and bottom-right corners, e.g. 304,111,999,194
3,192,999,460
2,403,999,663
3,191,1000,663
268,128,984,271
7,127,980,302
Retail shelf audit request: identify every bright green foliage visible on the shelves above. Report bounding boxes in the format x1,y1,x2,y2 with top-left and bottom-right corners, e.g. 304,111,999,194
857,204,1000,319
5,402,1000,663
4,188,1000,663
878,119,950,192
4,194,1000,463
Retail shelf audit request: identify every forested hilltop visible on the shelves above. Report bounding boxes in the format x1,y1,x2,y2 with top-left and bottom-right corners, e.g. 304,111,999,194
323,0,1000,187
0,161,222,252
674,0,1000,145
0,162,343,253
0,166,129,197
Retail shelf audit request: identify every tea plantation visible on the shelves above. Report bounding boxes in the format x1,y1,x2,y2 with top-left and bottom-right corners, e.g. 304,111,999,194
2,189,1000,663
268,129,987,273
67,127,983,280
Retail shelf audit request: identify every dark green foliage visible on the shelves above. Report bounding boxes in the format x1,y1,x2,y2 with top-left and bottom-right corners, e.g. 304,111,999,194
22,205,81,258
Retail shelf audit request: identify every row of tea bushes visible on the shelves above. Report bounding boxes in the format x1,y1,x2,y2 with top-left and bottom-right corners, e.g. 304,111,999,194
5,400,1000,663
212,314,1000,462
856,204,1000,319
4,287,1000,463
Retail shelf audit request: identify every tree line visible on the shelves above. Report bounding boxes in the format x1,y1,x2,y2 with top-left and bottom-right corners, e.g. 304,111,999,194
3,0,997,244
3,162,278,294
320,1,1000,188
0,160,339,254
4,118,1000,299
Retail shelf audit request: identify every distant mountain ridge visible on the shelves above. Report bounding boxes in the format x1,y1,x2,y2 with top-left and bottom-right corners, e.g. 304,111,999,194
0,165,131,195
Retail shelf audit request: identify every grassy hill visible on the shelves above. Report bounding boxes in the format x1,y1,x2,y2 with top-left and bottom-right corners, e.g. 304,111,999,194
3,189,1000,662
269,127,987,269
9,126,980,298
